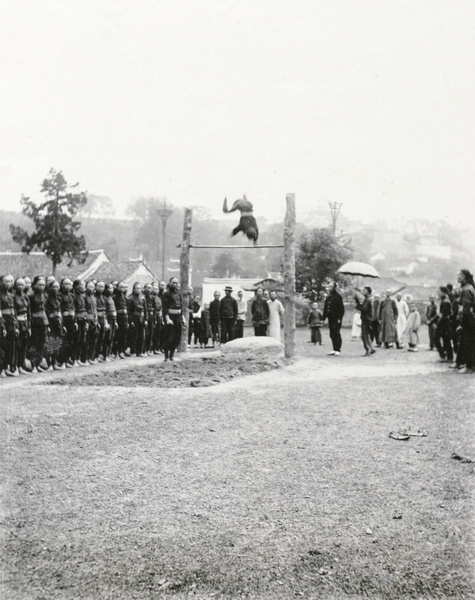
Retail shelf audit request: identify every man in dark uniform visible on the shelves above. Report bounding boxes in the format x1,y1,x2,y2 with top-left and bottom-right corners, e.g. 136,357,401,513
113,281,130,358
219,286,238,344
85,280,98,364
95,281,107,361
354,286,376,356
161,277,184,362
127,282,148,357
323,281,345,355
59,278,76,368
0,274,19,376
151,282,163,354
143,283,155,355
73,279,88,366
209,291,221,346
13,277,31,373
103,283,117,361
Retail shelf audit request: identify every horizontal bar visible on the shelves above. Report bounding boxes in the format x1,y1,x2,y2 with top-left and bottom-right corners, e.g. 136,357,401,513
189,244,284,249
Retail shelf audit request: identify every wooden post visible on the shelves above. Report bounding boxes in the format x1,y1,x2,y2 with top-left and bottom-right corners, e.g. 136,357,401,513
179,208,192,352
284,194,296,358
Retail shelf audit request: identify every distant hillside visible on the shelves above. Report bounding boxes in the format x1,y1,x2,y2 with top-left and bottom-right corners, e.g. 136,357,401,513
0,211,138,262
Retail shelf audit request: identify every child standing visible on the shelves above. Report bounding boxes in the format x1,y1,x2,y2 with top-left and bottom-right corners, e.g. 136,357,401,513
403,303,421,351
307,302,323,345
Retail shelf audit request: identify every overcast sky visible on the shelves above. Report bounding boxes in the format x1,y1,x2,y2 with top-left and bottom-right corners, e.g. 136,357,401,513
0,1,474,227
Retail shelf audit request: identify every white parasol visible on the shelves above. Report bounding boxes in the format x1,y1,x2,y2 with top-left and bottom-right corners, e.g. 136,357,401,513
337,261,380,278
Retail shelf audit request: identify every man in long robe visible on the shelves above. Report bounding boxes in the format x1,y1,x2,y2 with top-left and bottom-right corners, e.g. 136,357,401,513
395,293,409,349
379,289,398,348
267,291,285,341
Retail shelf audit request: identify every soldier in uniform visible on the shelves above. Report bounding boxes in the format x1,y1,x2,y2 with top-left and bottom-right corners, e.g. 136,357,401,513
143,283,155,355
0,274,19,376
45,280,64,370
151,281,163,354
29,276,49,373
113,281,130,358
84,280,98,364
73,279,88,366
161,277,184,362
23,276,32,296
59,278,76,368
127,282,148,357
94,281,107,361
103,283,117,361
13,277,31,374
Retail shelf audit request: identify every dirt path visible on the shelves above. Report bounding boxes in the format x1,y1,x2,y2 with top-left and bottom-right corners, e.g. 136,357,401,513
0,327,453,396
1,328,474,600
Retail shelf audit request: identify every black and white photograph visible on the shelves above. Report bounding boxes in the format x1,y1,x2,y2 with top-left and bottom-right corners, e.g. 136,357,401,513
1,2,474,599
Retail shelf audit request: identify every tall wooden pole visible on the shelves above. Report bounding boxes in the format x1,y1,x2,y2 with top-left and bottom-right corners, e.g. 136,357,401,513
284,194,296,358
179,208,192,352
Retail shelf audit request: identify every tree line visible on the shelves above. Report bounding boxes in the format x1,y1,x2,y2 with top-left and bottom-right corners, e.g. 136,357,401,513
6,169,356,293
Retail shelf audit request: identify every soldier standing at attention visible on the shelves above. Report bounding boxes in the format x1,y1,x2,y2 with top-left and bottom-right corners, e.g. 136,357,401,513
161,277,184,362
113,281,130,358
94,281,107,361
151,282,163,354
59,278,76,368
84,280,98,364
45,280,64,370
143,283,155,355
127,282,148,357
13,277,31,374
0,274,19,376
73,279,88,366
29,276,49,373
103,283,117,361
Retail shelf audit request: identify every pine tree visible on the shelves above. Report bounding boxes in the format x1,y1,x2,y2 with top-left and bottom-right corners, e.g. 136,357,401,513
10,168,88,275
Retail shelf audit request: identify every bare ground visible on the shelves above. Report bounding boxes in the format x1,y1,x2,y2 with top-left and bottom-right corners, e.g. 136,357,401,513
1,328,474,599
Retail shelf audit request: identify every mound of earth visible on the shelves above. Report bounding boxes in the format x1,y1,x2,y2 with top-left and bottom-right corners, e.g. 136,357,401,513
220,336,284,357
45,353,284,388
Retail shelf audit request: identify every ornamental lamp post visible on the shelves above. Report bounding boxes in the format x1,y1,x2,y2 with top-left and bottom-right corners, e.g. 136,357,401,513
157,202,173,280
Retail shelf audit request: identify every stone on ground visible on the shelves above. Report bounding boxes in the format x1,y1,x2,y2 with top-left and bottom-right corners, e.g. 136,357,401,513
221,336,284,357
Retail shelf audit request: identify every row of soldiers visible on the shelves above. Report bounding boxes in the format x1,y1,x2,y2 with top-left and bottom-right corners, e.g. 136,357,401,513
0,274,181,378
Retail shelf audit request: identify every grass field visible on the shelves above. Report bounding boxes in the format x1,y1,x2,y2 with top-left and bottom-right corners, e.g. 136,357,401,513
1,328,474,599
